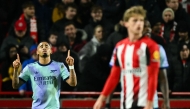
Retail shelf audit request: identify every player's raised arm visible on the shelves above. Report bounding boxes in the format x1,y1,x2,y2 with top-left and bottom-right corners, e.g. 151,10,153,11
12,54,24,89
65,50,77,86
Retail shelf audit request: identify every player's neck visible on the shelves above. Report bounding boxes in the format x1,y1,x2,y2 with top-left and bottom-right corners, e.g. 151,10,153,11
128,32,142,42
39,57,51,65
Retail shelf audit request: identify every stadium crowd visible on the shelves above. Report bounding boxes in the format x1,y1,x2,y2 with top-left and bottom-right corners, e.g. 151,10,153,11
0,0,190,99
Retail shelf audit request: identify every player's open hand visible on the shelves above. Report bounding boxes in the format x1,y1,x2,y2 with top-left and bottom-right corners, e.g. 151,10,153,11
66,50,74,66
93,96,105,109
93,100,102,109
13,54,21,70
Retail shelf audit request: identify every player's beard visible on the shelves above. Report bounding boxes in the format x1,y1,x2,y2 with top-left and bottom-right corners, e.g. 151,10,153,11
41,53,48,58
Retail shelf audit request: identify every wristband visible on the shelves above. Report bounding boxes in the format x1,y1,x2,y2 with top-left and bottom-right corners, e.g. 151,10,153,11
69,66,74,69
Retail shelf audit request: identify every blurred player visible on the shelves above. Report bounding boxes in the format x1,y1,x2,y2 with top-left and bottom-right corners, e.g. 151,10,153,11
12,41,77,109
93,6,160,109
144,20,170,109
104,20,170,109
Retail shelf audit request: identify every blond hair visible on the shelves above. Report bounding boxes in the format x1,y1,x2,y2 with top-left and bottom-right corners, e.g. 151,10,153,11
123,6,146,22
162,8,175,19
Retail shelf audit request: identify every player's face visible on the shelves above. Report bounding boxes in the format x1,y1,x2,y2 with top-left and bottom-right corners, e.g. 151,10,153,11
37,42,52,58
180,45,190,59
124,14,144,35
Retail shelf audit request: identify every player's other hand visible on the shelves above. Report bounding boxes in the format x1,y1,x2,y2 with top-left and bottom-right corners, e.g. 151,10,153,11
93,95,106,109
13,54,21,70
66,50,74,66
93,100,103,109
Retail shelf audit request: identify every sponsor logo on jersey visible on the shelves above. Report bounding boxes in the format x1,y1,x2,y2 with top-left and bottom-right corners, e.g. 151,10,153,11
50,70,57,73
137,49,144,56
124,68,142,76
34,76,56,85
153,50,160,61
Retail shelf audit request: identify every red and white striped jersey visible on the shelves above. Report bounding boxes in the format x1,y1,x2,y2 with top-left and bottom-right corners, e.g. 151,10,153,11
102,36,160,109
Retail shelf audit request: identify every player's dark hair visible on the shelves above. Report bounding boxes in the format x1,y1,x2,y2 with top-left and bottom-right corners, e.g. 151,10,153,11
22,1,34,9
38,41,52,47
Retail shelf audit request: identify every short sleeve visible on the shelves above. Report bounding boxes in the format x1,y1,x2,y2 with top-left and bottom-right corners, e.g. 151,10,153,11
109,48,119,67
60,63,70,81
159,45,169,69
19,65,30,82
19,83,27,91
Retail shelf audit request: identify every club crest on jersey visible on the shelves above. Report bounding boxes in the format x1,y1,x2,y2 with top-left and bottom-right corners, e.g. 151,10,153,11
50,70,57,73
137,49,144,56
153,50,160,61
61,65,64,68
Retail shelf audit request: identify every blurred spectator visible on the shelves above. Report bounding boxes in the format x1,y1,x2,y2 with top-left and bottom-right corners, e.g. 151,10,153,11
51,38,79,95
168,43,190,92
106,20,127,50
143,20,152,37
84,5,114,41
0,44,21,91
181,0,190,14
159,8,177,43
9,1,45,43
96,0,125,25
151,22,167,48
143,20,166,48
19,44,38,96
52,0,74,23
0,20,34,62
48,32,58,53
165,0,190,25
152,22,162,36
51,3,82,33
78,25,104,73
78,0,94,26
77,44,112,92
176,21,190,45
126,0,162,27
0,0,30,37
62,22,87,53
33,0,54,38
